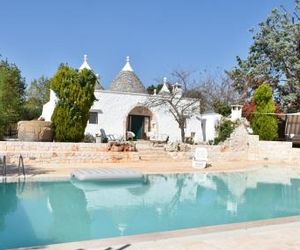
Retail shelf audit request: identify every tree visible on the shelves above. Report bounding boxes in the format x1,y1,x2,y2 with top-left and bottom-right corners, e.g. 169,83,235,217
212,100,231,117
0,58,26,138
148,70,239,114
23,76,50,120
145,71,201,142
229,1,300,112
242,101,256,122
251,83,278,140
51,65,96,142
146,84,163,94
195,71,239,114
145,69,240,142
214,119,236,145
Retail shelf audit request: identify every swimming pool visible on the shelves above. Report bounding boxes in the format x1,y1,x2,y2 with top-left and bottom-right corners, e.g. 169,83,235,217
1,169,300,249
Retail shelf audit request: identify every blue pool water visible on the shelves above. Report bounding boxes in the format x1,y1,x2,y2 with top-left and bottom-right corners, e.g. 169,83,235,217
1,170,300,249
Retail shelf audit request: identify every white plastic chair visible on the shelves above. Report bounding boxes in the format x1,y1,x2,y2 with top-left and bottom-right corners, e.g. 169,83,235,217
192,147,208,169
126,131,135,141
149,134,169,146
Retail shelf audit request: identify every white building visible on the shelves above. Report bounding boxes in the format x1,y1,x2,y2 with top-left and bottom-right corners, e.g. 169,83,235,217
41,55,221,143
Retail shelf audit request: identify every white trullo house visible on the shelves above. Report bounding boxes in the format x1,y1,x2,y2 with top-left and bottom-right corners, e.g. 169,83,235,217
41,55,221,142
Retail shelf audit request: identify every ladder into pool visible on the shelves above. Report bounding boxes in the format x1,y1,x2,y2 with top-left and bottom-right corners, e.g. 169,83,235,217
0,154,25,177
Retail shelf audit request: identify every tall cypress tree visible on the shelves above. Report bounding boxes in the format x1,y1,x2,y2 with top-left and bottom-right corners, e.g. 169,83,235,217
51,65,96,142
251,83,278,140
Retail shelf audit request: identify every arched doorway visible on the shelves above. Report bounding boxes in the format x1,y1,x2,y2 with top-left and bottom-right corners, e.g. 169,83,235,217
127,106,153,140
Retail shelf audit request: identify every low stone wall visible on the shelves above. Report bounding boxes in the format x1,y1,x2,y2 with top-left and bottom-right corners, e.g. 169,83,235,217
0,141,139,165
1,127,299,166
248,135,300,162
168,124,300,164
167,145,248,162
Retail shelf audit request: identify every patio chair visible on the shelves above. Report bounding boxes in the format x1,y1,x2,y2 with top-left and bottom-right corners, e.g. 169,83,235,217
126,131,135,141
150,134,169,146
292,135,300,147
192,147,208,169
100,129,118,143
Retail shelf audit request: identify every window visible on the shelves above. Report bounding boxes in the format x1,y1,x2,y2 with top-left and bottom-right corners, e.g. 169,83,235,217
89,112,98,124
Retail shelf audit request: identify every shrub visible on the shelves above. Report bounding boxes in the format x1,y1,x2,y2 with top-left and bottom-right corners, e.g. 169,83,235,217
0,120,4,140
242,101,256,121
251,83,278,140
212,100,231,116
51,65,96,142
214,119,236,145
83,133,96,143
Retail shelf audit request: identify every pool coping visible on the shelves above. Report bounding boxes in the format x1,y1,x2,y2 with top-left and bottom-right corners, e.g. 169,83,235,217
15,215,300,250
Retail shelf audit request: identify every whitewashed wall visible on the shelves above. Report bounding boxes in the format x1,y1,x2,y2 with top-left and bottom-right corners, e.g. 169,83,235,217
200,113,222,142
86,90,202,142
40,90,58,121
40,89,221,143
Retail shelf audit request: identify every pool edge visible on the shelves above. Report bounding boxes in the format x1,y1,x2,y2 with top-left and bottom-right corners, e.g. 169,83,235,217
14,215,300,250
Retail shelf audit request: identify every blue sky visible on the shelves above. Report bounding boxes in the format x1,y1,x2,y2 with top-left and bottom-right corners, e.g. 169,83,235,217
0,0,295,88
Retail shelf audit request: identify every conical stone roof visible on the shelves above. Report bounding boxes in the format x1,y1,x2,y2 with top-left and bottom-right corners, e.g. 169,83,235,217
110,56,146,94
95,74,104,90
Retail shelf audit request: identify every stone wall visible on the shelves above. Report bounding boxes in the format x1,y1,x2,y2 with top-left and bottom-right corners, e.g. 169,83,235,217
0,141,139,165
226,123,300,162
1,123,299,166
248,135,300,162
168,123,300,164
168,144,248,162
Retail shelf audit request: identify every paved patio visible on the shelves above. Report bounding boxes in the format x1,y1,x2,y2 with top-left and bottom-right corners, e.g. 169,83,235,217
2,159,299,179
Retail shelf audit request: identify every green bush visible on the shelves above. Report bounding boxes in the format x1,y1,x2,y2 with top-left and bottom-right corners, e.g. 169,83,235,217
251,83,278,141
51,65,96,142
83,133,96,143
0,58,26,138
0,120,5,140
213,100,231,116
214,119,236,145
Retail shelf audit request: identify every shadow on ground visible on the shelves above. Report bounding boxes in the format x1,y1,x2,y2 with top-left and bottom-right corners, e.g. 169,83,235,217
0,164,55,177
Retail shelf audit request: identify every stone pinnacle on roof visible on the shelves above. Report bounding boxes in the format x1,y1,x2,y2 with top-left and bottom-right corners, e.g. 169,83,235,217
110,56,146,94
79,55,104,90
79,54,92,71
173,82,183,96
122,56,133,71
158,77,171,95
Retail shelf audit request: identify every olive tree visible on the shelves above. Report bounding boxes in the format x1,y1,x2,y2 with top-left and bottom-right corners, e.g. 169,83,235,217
145,72,201,142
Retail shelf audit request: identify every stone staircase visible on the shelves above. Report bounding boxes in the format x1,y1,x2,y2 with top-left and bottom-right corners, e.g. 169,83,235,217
135,141,175,162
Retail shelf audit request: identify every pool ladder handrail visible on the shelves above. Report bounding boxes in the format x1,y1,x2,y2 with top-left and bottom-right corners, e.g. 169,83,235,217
18,154,25,177
1,155,7,176
0,154,25,177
